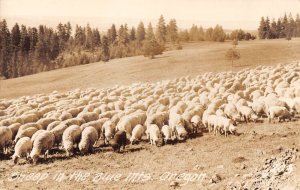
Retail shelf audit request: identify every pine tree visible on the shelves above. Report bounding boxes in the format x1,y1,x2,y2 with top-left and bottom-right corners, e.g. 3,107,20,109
85,24,94,50
130,27,136,41
74,25,86,47
212,25,226,42
136,21,146,42
143,23,163,59
0,19,12,78
107,24,117,45
92,28,101,47
155,15,167,44
101,35,110,62
295,14,300,37
258,17,266,39
166,19,178,44
270,19,278,39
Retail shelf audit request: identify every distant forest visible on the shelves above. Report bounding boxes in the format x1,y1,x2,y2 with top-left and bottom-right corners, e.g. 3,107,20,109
258,13,300,40
0,15,257,79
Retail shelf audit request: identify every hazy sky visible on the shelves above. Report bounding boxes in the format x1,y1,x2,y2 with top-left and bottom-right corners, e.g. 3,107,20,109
1,0,300,30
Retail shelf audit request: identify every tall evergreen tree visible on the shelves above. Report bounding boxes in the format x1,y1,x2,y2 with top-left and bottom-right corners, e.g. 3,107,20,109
136,22,146,42
101,35,110,62
155,15,167,44
130,27,136,41
143,23,163,59
166,19,178,43
258,17,266,39
107,24,117,45
0,19,12,78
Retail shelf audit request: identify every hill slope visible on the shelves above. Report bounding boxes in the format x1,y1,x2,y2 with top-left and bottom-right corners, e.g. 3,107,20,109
1,39,300,99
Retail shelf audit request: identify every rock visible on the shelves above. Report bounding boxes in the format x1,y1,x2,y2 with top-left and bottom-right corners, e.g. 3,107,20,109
240,164,247,170
235,174,240,177
242,173,252,179
169,181,179,187
187,148,193,151
210,174,222,183
217,165,224,169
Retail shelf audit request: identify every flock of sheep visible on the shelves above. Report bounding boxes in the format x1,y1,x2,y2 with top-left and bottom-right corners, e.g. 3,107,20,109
0,62,300,164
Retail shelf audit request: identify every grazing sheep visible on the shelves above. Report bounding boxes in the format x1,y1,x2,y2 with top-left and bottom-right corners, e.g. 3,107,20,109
29,131,55,164
0,127,13,154
77,112,99,123
31,130,46,142
15,127,38,143
191,115,201,133
19,113,39,124
78,127,98,154
46,121,61,131
147,124,162,146
238,106,259,123
175,124,188,141
7,123,21,139
130,124,145,145
268,106,293,123
102,121,116,145
224,103,241,123
111,130,127,152
37,118,57,130
214,116,237,137
161,125,172,144
19,123,42,131
50,124,69,146
62,125,82,156
59,112,73,121
12,137,32,164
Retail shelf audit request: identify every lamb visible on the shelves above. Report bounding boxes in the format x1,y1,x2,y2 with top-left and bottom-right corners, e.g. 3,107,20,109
12,137,32,164
161,125,172,144
238,106,259,123
191,115,201,134
77,112,99,123
14,127,38,143
268,106,293,123
130,124,146,145
102,120,116,145
29,130,55,164
169,113,185,136
147,124,162,146
111,130,127,152
175,124,188,141
207,115,218,133
0,127,13,154
78,127,98,154
62,125,82,156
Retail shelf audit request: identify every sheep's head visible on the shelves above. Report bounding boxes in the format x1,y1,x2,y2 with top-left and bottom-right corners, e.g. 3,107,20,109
12,155,20,164
251,113,259,122
78,141,88,154
229,124,237,135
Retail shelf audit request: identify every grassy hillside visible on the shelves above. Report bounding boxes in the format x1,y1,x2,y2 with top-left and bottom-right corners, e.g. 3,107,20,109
1,38,300,99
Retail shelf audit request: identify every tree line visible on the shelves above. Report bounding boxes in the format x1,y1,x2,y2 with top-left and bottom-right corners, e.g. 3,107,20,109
1,15,253,79
258,13,300,40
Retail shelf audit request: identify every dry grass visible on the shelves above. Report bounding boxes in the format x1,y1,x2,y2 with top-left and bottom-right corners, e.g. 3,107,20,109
1,38,300,99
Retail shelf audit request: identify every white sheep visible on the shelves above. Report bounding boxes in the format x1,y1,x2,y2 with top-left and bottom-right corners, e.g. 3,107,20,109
50,124,69,146
213,116,237,137
15,127,38,143
31,130,47,143
238,106,259,123
77,112,99,123
268,106,293,123
102,120,116,144
37,118,57,130
147,124,162,146
191,115,201,133
7,123,21,139
78,127,98,154
29,130,55,164
161,125,172,144
62,125,82,156
12,137,32,164
0,127,13,154
130,124,146,145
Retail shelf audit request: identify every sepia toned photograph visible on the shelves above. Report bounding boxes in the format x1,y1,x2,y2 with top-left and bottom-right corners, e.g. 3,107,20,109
0,0,300,189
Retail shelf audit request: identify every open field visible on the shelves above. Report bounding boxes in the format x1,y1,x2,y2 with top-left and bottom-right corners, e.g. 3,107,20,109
0,39,300,190
1,38,300,99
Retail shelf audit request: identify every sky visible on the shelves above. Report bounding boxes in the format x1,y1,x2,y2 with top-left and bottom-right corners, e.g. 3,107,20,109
1,0,300,30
